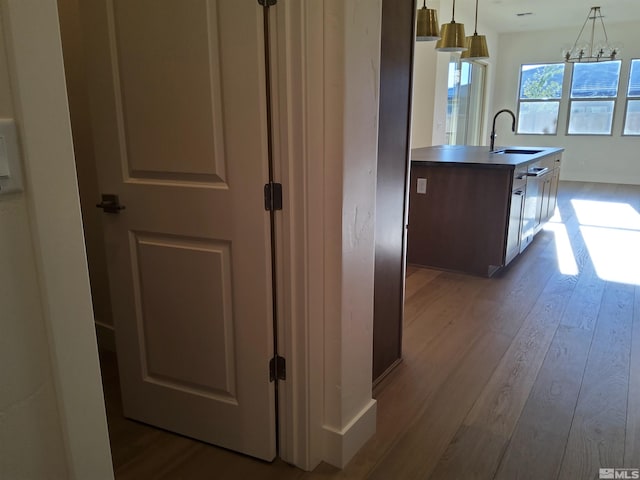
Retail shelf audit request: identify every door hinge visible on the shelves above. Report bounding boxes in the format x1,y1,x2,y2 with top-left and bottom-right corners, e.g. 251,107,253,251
269,355,286,382
264,182,282,211
258,0,277,5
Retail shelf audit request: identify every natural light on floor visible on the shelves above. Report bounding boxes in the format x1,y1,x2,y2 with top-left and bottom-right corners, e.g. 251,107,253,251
544,221,579,276
545,199,640,285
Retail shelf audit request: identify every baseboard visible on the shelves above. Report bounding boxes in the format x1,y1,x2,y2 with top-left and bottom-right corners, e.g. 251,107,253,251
95,321,116,353
373,357,403,390
561,171,640,186
322,399,377,468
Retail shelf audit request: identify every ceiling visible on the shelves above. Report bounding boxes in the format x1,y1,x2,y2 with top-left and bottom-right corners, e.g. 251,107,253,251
478,0,640,33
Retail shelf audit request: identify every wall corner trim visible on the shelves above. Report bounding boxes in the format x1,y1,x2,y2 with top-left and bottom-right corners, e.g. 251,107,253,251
322,399,377,469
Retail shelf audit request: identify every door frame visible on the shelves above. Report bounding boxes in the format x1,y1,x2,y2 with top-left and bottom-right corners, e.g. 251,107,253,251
271,1,381,469
268,2,324,468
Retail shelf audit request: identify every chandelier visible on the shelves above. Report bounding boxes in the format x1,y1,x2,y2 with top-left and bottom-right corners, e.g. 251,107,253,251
563,6,621,63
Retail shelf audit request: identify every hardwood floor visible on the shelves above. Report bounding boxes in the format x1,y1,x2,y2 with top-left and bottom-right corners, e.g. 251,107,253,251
100,181,640,479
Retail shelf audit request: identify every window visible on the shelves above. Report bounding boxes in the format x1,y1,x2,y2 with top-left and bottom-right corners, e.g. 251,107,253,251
446,57,486,145
567,60,621,135
623,59,640,135
517,63,565,135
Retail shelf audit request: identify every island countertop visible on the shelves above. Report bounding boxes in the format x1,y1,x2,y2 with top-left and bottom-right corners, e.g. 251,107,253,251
411,145,564,168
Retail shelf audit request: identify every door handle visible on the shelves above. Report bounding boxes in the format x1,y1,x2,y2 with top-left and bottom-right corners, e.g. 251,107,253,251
526,167,550,177
96,194,126,214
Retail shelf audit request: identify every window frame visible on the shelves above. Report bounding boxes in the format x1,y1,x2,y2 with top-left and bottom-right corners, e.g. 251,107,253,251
622,59,640,136
566,60,622,136
445,56,488,146
516,62,566,136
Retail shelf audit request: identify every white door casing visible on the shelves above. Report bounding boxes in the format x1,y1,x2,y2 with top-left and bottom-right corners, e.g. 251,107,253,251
270,0,380,470
82,0,276,460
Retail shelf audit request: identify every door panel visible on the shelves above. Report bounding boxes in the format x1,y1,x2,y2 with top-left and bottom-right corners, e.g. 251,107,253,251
133,233,236,400
83,0,276,460
111,0,226,180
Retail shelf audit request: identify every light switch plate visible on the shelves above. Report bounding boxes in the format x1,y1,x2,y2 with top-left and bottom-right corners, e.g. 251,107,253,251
0,135,9,177
417,177,427,194
0,119,23,194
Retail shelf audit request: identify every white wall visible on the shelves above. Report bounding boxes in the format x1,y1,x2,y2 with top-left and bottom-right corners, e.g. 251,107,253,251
0,199,70,480
0,7,69,478
493,21,640,185
321,0,380,467
411,0,499,147
0,0,113,478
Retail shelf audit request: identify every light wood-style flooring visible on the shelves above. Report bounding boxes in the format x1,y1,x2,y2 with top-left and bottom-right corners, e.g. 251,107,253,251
101,181,640,479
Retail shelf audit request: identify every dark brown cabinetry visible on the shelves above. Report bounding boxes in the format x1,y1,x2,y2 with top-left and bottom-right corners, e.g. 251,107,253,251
407,164,513,277
407,147,563,277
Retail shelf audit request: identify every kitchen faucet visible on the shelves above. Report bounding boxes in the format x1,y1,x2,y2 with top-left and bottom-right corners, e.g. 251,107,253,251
490,109,516,151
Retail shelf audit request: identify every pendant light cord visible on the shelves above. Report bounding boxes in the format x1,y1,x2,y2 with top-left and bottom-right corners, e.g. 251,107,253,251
451,0,456,22
474,0,479,34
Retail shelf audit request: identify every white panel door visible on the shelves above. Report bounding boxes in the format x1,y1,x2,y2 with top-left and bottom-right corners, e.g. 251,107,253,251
82,0,276,460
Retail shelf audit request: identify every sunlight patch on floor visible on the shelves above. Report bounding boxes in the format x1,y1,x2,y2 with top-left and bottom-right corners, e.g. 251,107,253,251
571,199,640,286
544,221,579,275
579,226,640,285
548,206,562,223
571,199,640,230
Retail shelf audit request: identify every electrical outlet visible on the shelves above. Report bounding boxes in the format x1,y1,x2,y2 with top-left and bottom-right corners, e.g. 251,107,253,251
417,177,427,194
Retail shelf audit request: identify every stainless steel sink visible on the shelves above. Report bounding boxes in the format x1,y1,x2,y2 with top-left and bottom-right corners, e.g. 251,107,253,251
491,148,543,155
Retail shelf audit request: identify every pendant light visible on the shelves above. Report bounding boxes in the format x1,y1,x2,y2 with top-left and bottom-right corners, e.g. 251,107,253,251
461,0,489,59
435,0,467,52
416,0,440,42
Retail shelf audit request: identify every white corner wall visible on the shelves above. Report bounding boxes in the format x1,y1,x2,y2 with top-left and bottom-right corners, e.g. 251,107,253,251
273,0,381,470
0,1,113,478
0,6,69,479
492,21,640,185
411,0,499,148
0,194,69,477
320,0,380,468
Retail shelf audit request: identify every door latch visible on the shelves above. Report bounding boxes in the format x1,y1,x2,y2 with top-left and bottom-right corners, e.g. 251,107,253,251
96,194,126,214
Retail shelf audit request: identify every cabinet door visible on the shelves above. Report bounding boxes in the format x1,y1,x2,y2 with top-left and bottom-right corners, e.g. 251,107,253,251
537,172,552,227
547,167,560,219
521,176,540,252
505,187,525,265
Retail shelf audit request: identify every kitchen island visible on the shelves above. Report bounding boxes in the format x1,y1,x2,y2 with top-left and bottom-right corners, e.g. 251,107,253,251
407,145,564,276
